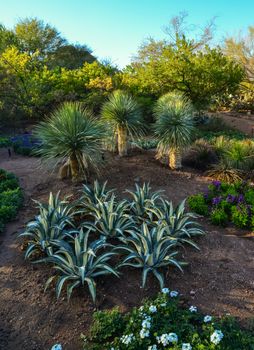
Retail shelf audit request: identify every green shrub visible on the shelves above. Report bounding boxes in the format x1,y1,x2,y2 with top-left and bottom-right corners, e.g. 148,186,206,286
0,137,11,148
245,189,254,205
83,291,254,350
0,169,23,232
188,194,209,216
210,208,228,226
89,307,126,343
231,205,250,228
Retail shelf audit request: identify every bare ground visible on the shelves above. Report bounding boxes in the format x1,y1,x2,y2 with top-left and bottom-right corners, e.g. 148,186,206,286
0,149,254,350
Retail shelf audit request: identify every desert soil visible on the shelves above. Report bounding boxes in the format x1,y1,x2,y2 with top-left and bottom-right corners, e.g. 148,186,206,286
0,148,254,350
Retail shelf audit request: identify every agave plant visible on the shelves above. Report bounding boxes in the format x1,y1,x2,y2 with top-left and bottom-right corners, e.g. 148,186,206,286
79,180,115,216
20,192,76,259
101,90,144,156
40,228,119,302
126,183,162,222
154,92,194,169
34,102,105,181
117,223,184,288
89,195,134,238
149,198,205,249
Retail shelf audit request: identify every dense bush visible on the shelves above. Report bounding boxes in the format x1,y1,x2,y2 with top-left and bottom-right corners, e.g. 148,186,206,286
188,180,254,229
0,168,23,233
83,290,254,350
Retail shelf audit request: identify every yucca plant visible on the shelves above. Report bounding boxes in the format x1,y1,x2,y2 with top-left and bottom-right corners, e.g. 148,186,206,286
126,183,162,222
89,195,134,238
206,161,243,184
20,192,76,259
34,102,105,181
39,228,119,302
117,223,184,288
154,92,194,169
101,90,144,156
149,198,205,249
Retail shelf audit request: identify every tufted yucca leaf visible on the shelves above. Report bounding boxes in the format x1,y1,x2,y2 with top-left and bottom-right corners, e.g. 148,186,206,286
88,195,134,238
34,102,105,181
101,90,144,156
39,228,119,302
154,92,194,169
116,223,184,289
125,182,163,222
149,198,205,249
20,192,76,259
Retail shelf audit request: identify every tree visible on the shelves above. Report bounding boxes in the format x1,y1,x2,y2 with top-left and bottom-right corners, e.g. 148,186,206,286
154,92,194,169
101,90,143,156
35,102,105,181
14,18,65,56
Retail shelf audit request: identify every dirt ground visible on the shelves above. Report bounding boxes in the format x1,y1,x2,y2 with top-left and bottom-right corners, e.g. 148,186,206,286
218,111,254,136
0,149,254,350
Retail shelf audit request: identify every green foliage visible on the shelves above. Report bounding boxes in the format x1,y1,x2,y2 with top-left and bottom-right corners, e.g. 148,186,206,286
117,223,184,288
210,208,228,226
150,198,205,249
0,137,11,147
89,307,126,343
231,205,250,228
154,92,194,156
101,90,144,155
188,194,209,216
89,196,134,238
126,182,162,221
0,169,23,232
84,291,254,350
189,181,254,229
35,102,105,180
41,228,119,302
19,192,76,258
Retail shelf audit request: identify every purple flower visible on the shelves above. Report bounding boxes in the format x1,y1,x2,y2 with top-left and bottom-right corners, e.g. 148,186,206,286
212,196,222,206
226,195,236,203
212,180,221,189
237,194,244,203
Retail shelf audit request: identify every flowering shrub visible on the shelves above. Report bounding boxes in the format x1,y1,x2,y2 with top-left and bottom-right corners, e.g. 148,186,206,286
0,169,23,233
188,181,254,229
10,133,41,156
83,290,254,349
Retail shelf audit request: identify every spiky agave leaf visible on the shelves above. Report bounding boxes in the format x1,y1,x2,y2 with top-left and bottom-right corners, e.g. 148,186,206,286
206,161,243,184
149,198,205,249
39,228,119,302
20,192,77,259
79,180,115,214
34,102,105,179
88,195,134,238
116,223,184,289
125,182,163,221
154,92,194,157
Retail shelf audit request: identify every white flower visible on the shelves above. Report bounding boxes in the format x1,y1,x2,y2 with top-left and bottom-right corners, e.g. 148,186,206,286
51,345,62,350
157,333,178,346
189,305,197,313
182,343,192,350
140,328,150,338
161,288,170,294
210,330,224,345
148,345,157,350
142,319,151,329
204,315,212,323
160,303,167,307
139,306,144,311
120,333,135,345
149,305,157,313
170,290,179,297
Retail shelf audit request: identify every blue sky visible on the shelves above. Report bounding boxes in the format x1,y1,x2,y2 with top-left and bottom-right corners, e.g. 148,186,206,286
1,0,254,67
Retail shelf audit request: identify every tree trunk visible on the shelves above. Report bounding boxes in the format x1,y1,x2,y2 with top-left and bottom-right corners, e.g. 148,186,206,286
169,149,182,169
117,126,128,157
69,153,80,180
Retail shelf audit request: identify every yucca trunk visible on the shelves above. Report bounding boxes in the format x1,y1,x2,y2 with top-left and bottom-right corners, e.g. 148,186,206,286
169,148,182,169
69,153,80,180
117,126,128,156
